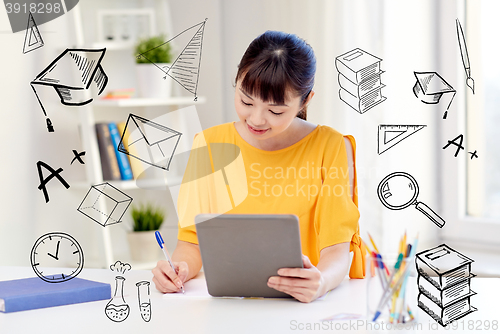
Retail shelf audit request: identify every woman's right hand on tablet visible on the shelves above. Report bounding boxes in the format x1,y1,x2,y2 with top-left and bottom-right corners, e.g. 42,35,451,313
152,260,189,293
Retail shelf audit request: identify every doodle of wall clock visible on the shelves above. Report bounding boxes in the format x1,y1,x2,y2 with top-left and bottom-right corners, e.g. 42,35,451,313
30,232,84,283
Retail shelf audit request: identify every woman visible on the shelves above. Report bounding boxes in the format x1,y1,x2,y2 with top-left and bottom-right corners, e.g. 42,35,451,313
152,31,365,303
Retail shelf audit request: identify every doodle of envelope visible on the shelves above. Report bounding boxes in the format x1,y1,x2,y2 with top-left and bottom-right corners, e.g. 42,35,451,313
118,114,182,171
31,48,108,107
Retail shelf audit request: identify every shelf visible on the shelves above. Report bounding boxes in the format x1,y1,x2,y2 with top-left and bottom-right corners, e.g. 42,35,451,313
73,178,181,190
94,96,206,107
92,42,135,51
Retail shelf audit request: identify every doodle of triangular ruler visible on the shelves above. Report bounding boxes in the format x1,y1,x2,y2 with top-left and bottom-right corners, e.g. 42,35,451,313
378,124,426,155
163,21,206,97
23,13,44,54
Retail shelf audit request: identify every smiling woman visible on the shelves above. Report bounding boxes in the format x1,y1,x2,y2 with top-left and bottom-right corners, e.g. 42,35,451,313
232,31,316,151
235,30,315,120
233,79,316,151
152,31,366,303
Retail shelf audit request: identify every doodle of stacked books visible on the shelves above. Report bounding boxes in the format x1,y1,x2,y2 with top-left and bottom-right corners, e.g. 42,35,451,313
336,48,386,114
416,244,477,327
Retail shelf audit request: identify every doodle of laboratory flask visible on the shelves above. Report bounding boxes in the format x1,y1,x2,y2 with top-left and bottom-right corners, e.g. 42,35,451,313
105,276,130,322
136,281,152,322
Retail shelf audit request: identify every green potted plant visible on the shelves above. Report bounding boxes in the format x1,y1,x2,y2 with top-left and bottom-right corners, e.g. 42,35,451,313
127,203,166,262
135,34,174,98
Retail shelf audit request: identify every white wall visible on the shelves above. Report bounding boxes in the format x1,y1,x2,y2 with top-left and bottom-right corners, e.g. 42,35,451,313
0,7,87,267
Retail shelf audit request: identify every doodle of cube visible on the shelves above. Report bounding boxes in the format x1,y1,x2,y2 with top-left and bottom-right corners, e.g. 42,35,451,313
77,183,132,227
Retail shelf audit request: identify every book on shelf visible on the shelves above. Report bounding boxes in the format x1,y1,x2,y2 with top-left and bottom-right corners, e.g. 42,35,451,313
117,121,145,179
0,277,111,313
108,122,133,181
102,88,135,99
335,48,382,84
95,123,121,181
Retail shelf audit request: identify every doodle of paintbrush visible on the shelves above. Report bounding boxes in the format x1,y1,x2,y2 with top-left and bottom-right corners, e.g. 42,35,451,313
456,18,475,94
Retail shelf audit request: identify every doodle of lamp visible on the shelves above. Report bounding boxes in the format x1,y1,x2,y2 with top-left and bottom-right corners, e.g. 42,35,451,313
31,48,108,132
77,182,132,227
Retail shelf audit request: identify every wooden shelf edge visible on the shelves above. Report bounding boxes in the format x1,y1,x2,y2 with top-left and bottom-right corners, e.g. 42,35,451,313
94,96,206,107
92,42,135,50
72,179,174,190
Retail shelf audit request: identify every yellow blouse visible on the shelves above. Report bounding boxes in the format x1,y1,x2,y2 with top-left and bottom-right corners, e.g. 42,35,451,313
176,122,366,278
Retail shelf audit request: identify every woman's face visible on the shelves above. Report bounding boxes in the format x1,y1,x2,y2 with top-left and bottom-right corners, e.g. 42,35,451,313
234,80,304,141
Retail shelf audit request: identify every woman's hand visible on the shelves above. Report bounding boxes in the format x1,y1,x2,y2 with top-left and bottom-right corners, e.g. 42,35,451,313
267,255,325,303
152,260,189,293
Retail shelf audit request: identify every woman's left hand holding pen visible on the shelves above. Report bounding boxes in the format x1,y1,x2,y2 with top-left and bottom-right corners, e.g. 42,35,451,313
267,255,325,303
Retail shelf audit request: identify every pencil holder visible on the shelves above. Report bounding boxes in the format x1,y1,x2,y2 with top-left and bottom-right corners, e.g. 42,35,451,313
365,253,417,325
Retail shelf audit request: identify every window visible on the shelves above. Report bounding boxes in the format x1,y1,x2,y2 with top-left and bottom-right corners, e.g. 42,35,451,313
441,0,500,247
467,0,500,219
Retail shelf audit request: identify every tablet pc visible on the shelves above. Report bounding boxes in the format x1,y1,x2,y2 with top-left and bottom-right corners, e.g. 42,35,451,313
195,214,303,298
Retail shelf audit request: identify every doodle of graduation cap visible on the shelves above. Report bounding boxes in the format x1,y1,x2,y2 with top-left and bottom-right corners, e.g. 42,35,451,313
31,48,108,132
413,71,456,119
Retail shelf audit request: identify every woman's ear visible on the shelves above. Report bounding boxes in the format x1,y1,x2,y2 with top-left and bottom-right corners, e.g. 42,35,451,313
303,90,315,107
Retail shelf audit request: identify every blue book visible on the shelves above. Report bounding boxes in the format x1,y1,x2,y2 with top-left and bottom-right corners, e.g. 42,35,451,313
108,123,133,180
0,277,111,313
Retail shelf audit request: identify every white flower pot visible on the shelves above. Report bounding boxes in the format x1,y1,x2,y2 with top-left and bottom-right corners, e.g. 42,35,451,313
135,63,173,98
127,231,162,263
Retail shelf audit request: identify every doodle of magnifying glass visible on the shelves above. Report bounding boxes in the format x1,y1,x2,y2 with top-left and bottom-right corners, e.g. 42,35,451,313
377,172,445,228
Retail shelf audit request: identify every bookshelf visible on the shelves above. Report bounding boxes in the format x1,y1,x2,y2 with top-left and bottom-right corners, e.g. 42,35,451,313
71,3,204,270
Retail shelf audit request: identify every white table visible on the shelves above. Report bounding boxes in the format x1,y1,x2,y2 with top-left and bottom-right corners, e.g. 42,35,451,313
0,267,498,333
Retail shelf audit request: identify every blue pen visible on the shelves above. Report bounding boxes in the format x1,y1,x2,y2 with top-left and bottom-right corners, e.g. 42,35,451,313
375,254,388,289
155,231,185,294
